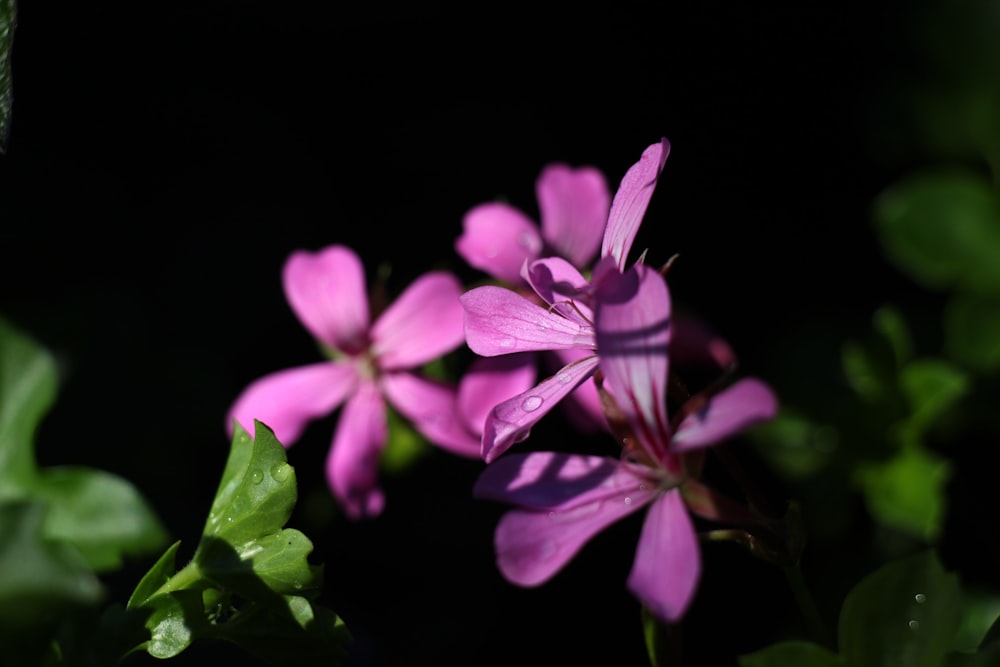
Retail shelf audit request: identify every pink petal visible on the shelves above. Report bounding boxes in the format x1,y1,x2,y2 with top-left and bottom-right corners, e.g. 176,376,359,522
486,464,653,587
547,348,607,433
461,286,596,356
327,381,388,520
627,488,701,623
536,163,611,268
457,354,538,436
380,371,481,458
226,361,359,447
283,245,370,352
671,310,737,371
523,257,595,325
594,264,672,458
370,271,465,369
671,378,779,452
482,355,601,463
474,451,657,511
455,202,544,285
601,138,671,270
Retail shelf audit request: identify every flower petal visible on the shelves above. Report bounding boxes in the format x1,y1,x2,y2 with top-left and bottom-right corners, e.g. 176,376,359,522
380,371,481,458
482,355,601,463
461,286,596,356
671,378,779,453
474,451,657,511
627,488,701,623
226,361,358,446
327,381,388,520
537,163,610,268
601,138,671,270
371,271,465,369
671,310,737,371
457,354,538,436
594,264,672,458
486,463,652,587
283,245,370,352
547,348,607,434
455,202,543,285
523,257,594,325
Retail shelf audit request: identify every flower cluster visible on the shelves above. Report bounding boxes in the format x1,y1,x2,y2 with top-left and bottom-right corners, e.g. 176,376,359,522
227,137,779,624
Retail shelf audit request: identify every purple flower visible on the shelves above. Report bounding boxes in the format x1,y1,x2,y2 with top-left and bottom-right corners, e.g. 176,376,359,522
473,263,778,623
460,139,671,462
226,244,479,520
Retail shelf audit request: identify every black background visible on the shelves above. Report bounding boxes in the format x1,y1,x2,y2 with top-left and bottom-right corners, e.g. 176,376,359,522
0,2,958,666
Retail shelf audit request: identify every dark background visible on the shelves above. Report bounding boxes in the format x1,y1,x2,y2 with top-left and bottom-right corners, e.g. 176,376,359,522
0,1,952,666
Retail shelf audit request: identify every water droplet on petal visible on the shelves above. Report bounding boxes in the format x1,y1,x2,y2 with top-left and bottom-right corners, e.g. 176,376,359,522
624,496,632,505
908,620,920,631
271,463,292,482
915,593,926,603
556,372,572,384
249,469,264,484
521,396,543,412
498,337,516,349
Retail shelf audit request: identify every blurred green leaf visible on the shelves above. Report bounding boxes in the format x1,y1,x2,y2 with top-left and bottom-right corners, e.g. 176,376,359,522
953,589,1000,652
0,314,54,494
873,170,1000,294
843,339,894,404
856,443,951,541
944,292,1000,373
382,405,431,474
874,305,915,368
747,408,838,480
0,315,168,570
738,640,841,667
897,358,969,438
0,501,103,635
35,466,169,572
839,549,961,667
0,0,14,152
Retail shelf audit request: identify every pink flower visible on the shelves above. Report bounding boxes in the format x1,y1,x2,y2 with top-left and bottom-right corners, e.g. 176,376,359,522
455,162,613,439
226,244,479,520
460,139,671,462
473,263,778,623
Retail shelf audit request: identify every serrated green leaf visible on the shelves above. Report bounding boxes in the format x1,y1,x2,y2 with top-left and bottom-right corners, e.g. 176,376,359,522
872,170,1000,294
35,466,169,572
128,540,182,609
201,421,297,546
898,359,969,436
0,501,103,634
0,314,54,495
738,640,842,667
856,444,951,541
0,0,14,153
197,528,322,597
944,292,1000,373
839,549,961,667
140,589,209,659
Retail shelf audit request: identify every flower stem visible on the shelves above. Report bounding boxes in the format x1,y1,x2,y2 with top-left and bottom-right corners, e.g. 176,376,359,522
783,562,833,650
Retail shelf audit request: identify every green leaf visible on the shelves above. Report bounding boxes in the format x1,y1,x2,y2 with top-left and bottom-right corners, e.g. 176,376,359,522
839,549,961,667
0,0,14,152
197,528,322,597
0,314,54,494
127,540,182,609
873,305,915,368
739,640,842,667
872,170,1000,294
856,444,951,541
843,339,893,404
897,359,969,437
747,408,838,480
200,420,297,546
35,466,169,572
0,501,103,635
944,292,1000,373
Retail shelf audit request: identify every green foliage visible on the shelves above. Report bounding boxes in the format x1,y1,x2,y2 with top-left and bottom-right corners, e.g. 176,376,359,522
0,0,13,152
123,421,351,664
740,550,1000,667
0,314,168,571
